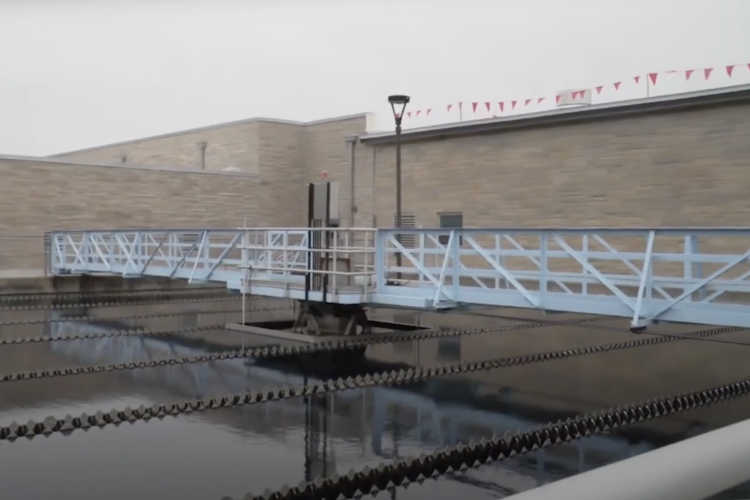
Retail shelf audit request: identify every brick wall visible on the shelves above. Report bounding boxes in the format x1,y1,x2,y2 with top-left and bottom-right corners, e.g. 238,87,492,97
49,114,373,227
50,121,262,173
0,159,259,270
304,116,369,227
364,103,750,230
351,101,750,281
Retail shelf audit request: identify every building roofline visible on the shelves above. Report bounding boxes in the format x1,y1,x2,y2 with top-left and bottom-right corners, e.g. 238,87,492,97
0,155,260,177
47,112,372,158
358,84,750,145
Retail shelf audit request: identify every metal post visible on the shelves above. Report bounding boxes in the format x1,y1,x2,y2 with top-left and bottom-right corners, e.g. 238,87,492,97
395,123,402,281
506,416,750,500
388,94,409,284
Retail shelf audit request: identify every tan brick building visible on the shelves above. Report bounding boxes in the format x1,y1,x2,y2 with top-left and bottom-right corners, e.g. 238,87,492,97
2,84,749,271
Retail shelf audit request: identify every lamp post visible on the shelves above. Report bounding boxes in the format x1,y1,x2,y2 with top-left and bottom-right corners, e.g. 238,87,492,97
388,94,410,282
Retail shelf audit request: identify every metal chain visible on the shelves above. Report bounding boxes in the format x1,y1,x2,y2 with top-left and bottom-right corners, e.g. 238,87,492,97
0,316,609,381
0,293,236,311
243,378,750,500
0,306,292,328
0,324,741,444
0,286,225,304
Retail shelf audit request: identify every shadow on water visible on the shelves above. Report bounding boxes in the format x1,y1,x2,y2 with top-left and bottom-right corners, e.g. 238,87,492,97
1,305,750,499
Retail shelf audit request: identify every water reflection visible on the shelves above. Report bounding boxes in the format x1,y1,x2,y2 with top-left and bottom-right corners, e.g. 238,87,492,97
1,310,750,499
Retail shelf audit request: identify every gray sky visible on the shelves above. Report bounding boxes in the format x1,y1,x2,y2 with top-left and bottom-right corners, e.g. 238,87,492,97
1,0,749,156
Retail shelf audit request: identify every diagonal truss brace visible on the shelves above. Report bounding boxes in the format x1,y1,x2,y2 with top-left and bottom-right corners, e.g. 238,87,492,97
649,249,750,321
86,234,113,272
503,235,573,294
427,234,486,289
631,230,656,326
593,234,671,301
387,234,454,305
554,234,636,312
137,233,169,275
204,233,241,281
465,234,540,308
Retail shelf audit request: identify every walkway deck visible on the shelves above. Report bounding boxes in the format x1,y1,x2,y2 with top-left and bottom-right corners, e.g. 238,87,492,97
46,226,750,328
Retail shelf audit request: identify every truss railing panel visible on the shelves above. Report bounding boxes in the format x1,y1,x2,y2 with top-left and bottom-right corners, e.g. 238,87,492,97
373,228,750,328
46,226,750,327
48,227,378,300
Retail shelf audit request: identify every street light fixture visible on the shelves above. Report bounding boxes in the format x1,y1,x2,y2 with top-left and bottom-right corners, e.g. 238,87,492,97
388,94,410,282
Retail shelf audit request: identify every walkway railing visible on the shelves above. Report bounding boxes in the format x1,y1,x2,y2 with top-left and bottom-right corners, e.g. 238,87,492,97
48,227,750,328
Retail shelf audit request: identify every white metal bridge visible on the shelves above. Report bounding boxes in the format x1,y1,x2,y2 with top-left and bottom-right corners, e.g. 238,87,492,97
46,226,750,328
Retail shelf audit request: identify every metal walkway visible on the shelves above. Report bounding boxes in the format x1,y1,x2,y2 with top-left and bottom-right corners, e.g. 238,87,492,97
47,227,750,328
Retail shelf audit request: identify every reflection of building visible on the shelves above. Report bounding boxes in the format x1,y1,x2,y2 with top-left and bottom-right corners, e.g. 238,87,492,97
36,320,662,491
366,310,750,436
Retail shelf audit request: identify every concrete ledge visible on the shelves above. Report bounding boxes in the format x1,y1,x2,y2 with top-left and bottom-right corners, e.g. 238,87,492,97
226,322,439,345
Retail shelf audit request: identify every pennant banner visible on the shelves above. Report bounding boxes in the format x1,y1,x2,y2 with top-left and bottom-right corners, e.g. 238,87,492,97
404,62,750,122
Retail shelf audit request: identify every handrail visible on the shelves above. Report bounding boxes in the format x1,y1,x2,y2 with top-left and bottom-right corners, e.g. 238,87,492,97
507,417,750,500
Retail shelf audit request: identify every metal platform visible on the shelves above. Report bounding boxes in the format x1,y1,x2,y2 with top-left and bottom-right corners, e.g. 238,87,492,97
47,227,750,328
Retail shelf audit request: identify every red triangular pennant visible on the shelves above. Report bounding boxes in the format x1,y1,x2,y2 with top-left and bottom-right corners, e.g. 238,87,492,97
511,100,517,109
524,98,532,106
704,68,713,80
595,86,603,94
571,91,579,99
555,95,561,104
726,65,735,77
415,110,422,117
485,102,491,112
614,82,621,90
579,90,587,98
394,113,401,119
498,102,504,112
685,70,694,81
426,109,432,116
471,102,478,112
648,73,658,85
406,112,411,118
537,97,545,104
634,76,641,84
447,104,453,112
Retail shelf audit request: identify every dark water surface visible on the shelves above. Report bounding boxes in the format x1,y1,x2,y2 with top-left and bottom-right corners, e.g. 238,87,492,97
2,301,750,500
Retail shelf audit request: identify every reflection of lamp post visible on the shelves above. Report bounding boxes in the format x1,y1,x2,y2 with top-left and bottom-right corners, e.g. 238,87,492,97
388,95,410,281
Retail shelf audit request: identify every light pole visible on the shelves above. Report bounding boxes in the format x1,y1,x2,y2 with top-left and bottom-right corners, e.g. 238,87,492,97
388,94,410,282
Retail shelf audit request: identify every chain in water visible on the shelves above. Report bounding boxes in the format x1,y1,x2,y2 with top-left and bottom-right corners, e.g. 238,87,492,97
0,316,610,381
0,325,741,442
241,379,750,500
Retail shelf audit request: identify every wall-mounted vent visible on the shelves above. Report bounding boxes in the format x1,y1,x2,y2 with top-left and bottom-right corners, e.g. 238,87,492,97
393,213,416,248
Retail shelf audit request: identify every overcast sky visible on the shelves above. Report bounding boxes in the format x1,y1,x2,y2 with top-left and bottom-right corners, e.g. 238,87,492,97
1,0,749,156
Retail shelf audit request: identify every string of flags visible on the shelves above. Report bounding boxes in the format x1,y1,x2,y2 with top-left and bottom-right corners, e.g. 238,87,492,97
403,63,750,120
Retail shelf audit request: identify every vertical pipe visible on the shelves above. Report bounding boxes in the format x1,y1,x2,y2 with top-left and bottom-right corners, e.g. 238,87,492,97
322,182,331,303
346,136,357,228
371,147,377,228
305,183,314,302
197,142,207,170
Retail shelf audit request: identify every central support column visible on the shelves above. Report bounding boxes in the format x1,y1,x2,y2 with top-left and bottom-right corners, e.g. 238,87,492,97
293,301,372,336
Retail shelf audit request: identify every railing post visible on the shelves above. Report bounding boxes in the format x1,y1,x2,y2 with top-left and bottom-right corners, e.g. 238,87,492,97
375,230,386,291
684,234,705,301
540,231,548,308
581,234,588,296
451,229,460,299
